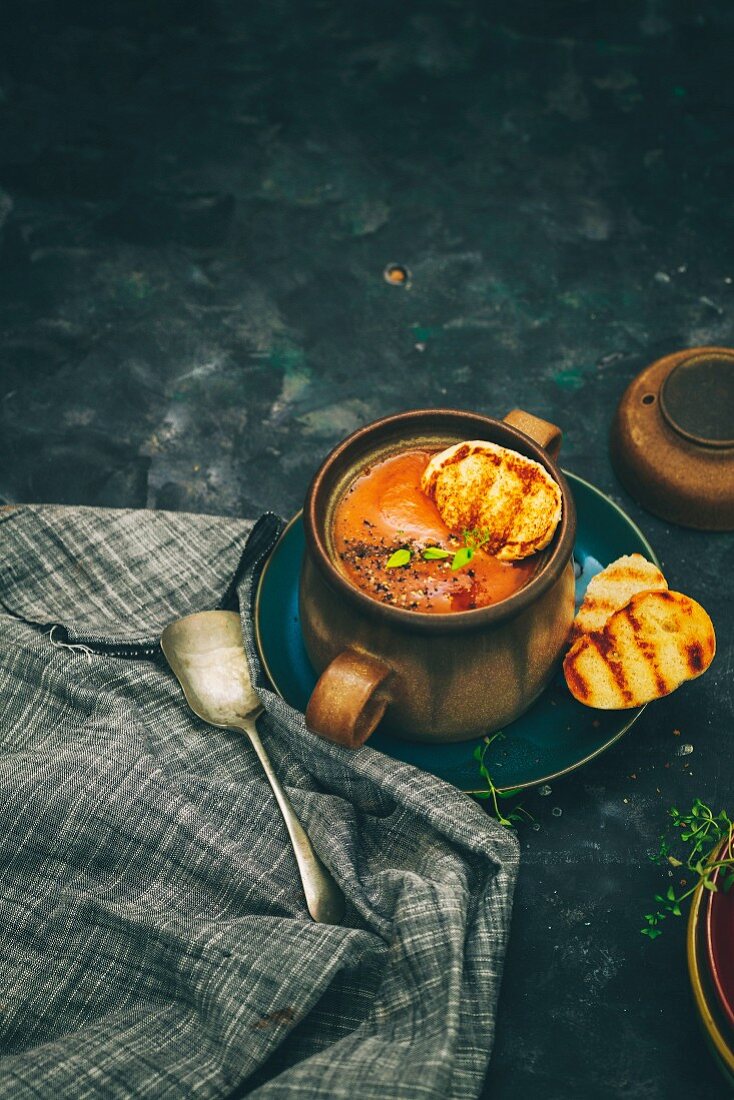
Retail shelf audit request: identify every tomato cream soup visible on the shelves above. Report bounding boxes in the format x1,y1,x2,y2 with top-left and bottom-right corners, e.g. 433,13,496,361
331,448,538,613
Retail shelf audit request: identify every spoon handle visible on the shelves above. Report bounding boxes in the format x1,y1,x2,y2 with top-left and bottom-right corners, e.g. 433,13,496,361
237,719,345,925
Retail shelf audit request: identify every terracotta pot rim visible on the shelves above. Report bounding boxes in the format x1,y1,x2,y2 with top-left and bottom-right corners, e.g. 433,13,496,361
303,407,577,633
704,836,734,1033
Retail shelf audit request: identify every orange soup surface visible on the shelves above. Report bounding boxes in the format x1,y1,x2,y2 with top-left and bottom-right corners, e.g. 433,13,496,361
332,448,538,613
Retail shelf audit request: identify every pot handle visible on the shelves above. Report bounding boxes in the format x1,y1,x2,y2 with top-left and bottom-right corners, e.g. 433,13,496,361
503,409,562,460
305,648,393,749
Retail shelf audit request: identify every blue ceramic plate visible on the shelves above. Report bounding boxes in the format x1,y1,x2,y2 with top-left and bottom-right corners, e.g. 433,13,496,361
255,472,658,792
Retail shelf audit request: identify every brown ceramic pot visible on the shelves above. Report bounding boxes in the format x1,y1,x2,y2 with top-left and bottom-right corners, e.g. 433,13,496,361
300,408,576,748
610,346,734,530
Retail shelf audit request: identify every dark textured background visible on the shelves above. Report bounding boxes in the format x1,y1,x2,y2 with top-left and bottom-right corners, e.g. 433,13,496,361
1,2,733,1097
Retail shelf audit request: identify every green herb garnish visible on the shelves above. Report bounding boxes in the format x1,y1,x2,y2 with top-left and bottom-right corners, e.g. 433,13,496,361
463,526,492,550
416,528,494,572
472,732,533,827
642,798,734,939
451,527,495,570
422,547,452,561
386,548,412,568
451,546,474,571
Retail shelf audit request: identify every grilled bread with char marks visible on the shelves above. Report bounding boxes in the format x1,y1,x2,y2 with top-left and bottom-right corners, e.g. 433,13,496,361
571,553,668,641
420,440,562,562
563,589,715,709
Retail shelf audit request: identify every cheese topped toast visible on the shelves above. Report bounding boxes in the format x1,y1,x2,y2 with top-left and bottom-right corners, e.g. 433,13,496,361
571,553,668,640
563,589,715,709
420,440,562,562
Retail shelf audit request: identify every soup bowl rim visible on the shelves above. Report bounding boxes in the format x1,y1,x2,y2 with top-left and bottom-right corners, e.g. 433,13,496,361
302,407,577,635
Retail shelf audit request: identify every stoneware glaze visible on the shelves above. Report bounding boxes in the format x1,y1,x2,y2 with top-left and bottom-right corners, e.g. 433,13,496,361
611,346,734,530
299,408,577,747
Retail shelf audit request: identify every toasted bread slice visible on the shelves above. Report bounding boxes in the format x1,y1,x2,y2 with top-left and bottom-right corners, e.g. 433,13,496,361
571,553,668,640
420,440,562,561
563,589,715,709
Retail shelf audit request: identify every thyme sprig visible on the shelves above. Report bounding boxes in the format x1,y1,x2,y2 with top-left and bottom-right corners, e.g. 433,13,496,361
462,526,492,551
472,732,533,827
642,798,734,939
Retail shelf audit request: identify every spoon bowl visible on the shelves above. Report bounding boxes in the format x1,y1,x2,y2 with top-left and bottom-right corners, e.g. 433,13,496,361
161,610,344,925
161,610,263,727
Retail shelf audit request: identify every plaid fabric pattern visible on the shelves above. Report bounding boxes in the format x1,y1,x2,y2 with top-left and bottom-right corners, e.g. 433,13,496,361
0,506,519,1099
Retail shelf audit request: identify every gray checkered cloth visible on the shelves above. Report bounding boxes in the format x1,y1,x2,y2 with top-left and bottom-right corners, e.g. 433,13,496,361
0,505,519,1099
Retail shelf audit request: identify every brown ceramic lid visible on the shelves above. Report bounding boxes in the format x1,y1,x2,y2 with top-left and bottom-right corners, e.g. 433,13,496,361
610,346,734,530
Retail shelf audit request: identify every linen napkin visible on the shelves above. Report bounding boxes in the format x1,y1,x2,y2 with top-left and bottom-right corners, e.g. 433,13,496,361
0,504,519,1099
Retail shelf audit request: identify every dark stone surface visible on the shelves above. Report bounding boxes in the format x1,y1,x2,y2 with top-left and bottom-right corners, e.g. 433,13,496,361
1,1,733,1096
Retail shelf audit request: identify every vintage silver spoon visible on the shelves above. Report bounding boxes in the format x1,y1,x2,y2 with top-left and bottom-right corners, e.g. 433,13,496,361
161,610,344,925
